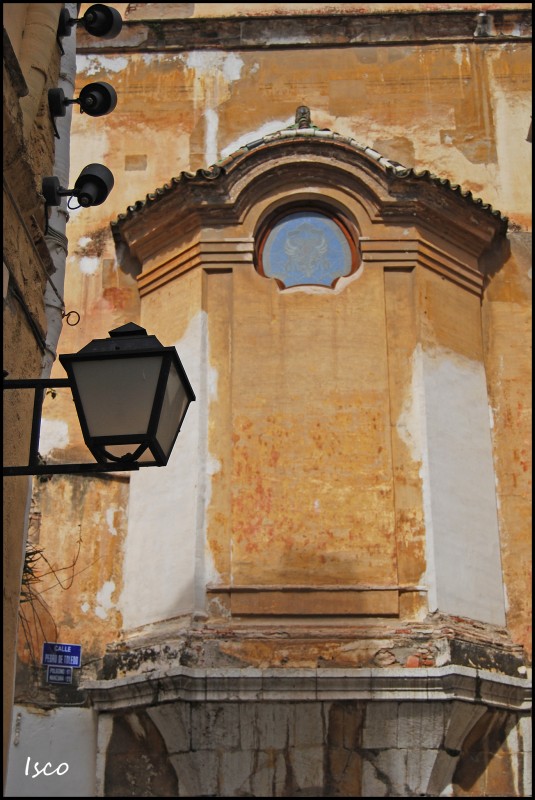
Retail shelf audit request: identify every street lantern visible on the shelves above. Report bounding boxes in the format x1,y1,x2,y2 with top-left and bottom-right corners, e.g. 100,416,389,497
3,323,195,476
59,323,195,467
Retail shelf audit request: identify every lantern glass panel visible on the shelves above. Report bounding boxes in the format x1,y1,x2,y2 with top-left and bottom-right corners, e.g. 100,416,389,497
71,356,163,437
156,361,191,458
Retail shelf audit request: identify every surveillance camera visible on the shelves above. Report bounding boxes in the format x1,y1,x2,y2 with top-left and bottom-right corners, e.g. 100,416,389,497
48,83,117,120
82,4,123,39
42,164,114,208
58,4,122,40
74,164,115,207
78,82,118,117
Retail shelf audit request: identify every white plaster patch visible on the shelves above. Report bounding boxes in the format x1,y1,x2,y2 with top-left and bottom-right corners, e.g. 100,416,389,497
222,52,244,82
181,51,245,165
182,51,243,81
503,581,510,613
269,34,313,46
39,418,69,456
453,44,467,66
79,256,99,275
120,312,211,628
221,118,293,158
204,108,219,166
419,346,506,625
77,236,92,248
106,507,118,536
76,55,129,76
80,602,90,614
95,581,115,619
207,455,221,477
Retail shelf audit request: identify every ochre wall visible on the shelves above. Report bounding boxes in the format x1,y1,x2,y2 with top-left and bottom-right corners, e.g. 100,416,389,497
24,3,531,684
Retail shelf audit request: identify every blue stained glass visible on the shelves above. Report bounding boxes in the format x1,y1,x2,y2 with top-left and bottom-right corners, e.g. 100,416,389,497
262,211,352,288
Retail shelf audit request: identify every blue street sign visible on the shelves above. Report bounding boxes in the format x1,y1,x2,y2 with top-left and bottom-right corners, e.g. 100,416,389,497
42,642,82,668
47,666,73,685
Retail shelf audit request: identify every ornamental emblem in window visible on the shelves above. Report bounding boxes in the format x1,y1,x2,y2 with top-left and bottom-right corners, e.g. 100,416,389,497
260,211,354,288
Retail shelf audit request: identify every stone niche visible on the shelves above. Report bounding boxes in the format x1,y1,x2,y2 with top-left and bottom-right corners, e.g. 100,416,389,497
113,126,509,631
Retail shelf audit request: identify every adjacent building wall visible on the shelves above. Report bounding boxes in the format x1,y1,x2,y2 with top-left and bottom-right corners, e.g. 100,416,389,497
3,3,63,786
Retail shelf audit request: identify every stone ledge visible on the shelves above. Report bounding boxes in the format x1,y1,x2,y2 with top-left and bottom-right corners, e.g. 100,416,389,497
76,10,533,54
82,665,531,712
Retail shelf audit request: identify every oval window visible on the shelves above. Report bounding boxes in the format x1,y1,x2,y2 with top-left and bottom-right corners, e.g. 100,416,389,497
257,208,357,289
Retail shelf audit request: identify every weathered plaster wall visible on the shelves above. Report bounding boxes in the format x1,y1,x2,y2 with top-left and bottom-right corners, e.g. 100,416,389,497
28,3,530,649
11,6,530,797
227,264,396,588
15,474,130,671
482,233,532,655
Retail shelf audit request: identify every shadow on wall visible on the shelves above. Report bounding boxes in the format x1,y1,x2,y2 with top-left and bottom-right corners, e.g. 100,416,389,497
105,712,178,797
481,234,511,292
113,239,142,281
452,709,523,796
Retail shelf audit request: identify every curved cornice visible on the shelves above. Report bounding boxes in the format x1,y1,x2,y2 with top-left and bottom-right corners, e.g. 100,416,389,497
111,111,509,244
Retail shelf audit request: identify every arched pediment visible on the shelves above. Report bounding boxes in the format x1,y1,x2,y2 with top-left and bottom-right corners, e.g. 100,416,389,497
112,107,508,270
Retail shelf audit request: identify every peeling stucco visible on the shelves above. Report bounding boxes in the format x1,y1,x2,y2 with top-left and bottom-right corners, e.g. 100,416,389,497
76,54,129,75
39,418,70,456
106,507,119,536
95,581,116,620
79,256,99,274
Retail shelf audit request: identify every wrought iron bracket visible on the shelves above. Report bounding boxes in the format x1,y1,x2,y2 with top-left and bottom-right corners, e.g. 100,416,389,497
3,378,141,476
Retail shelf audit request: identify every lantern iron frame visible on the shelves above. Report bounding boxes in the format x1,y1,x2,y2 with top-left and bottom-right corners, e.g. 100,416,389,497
3,325,195,477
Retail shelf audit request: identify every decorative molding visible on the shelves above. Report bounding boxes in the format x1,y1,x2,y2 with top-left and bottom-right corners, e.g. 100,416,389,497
207,584,428,617
113,138,507,262
82,665,531,712
361,238,484,295
229,589,399,616
76,10,532,54
137,238,254,297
